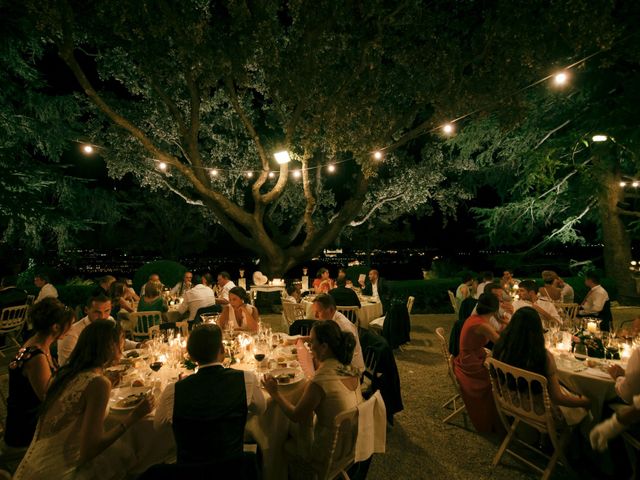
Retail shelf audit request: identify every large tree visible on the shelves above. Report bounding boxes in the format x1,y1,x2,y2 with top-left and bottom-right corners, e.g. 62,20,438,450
14,0,622,275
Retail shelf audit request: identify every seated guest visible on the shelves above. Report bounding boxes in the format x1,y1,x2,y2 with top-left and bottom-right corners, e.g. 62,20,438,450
449,295,478,357
554,276,575,304
216,271,236,305
359,269,389,299
92,275,116,297
118,277,139,302
177,274,217,322
484,282,513,332
312,294,364,371
171,271,193,296
137,281,168,313
4,298,74,448
337,267,354,288
513,280,561,326
140,273,163,297
591,393,640,452
0,276,28,312
608,348,640,405
109,282,135,319
13,321,154,479
578,271,609,317
263,320,363,475
454,273,474,308
500,269,519,291
58,294,139,366
539,270,562,301
33,273,57,303
493,307,591,425
217,287,259,332
329,278,361,308
313,268,335,294
283,284,302,303
154,324,265,464
453,293,501,433
474,271,494,299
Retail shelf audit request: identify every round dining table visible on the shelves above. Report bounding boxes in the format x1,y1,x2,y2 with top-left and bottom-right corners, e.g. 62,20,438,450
301,297,383,328
94,338,314,480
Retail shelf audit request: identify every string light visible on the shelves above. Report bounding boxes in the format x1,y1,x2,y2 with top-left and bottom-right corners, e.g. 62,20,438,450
268,171,275,178
246,171,253,178
620,181,627,187
327,164,336,173
210,169,218,176
592,134,608,142
442,123,455,135
292,169,301,179
633,181,639,188
158,162,167,171
82,144,94,154
553,72,568,86
373,151,383,160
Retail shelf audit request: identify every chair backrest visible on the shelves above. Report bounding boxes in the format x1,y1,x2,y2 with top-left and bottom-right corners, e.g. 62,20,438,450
448,290,459,314
554,302,579,326
319,402,361,480
435,327,461,394
0,304,29,334
336,306,360,325
485,357,556,435
600,299,613,331
406,296,415,315
26,295,35,306
194,304,222,324
175,321,189,338
282,302,307,326
289,319,316,337
129,311,163,339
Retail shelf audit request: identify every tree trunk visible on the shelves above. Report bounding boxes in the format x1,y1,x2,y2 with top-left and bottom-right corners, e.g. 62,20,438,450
594,151,635,302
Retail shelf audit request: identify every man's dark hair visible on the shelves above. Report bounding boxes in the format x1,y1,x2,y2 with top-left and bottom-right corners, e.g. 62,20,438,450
585,271,601,284
286,284,297,295
482,271,494,281
187,324,222,364
461,273,473,283
519,280,538,293
313,293,336,311
218,271,231,280
336,278,347,288
35,272,50,283
86,293,111,308
202,273,214,286
484,282,502,295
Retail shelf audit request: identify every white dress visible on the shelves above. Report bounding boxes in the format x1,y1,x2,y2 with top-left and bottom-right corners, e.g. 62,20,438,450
227,304,256,330
14,371,102,479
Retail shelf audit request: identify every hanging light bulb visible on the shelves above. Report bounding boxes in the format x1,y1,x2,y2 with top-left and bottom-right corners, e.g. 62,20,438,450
292,169,301,179
633,181,639,188
246,171,254,178
268,171,275,178
592,134,608,143
553,72,568,86
274,150,291,164
210,169,218,176
373,151,383,160
620,181,627,187
442,123,454,135
327,164,336,173
82,144,94,154
158,162,167,171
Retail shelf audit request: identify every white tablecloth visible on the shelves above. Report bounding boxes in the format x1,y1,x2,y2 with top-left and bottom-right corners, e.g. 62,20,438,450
302,301,383,328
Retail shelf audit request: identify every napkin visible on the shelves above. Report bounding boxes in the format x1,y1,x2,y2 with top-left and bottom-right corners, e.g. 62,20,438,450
354,391,386,462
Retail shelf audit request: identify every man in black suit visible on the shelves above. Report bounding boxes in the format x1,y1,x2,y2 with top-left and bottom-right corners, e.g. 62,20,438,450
153,324,265,464
329,278,361,308
0,276,28,313
360,269,389,298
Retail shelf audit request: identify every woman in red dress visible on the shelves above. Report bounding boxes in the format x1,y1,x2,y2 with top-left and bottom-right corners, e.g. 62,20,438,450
453,293,501,433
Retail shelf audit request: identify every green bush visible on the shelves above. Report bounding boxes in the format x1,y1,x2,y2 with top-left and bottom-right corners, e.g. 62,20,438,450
133,260,187,293
17,264,62,294
57,285,97,310
387,278,460,314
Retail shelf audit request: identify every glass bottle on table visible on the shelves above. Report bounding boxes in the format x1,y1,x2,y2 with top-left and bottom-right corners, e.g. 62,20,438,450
574,342,588,362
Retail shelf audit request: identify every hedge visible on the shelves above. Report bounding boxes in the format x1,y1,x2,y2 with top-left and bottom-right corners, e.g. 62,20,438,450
133,260,187,293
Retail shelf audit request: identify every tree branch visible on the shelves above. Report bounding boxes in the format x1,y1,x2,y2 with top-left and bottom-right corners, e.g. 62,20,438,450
153,174,205,206
618,208,640,218
349,193,404,227
533,120,571,150
146,75,188,138
300,152,317,245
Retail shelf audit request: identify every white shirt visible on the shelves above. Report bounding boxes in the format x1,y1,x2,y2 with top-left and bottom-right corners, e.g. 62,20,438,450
34,283,58,303
220,281,236,301
475,281,491,299
331,311,364,371
57,315,136,366
513,298,561,324
561,284,575,304
171,281,192,296
616,348,640,404
153,364,266,430
580,285,609,315
178,284,216,321
371,281,379,298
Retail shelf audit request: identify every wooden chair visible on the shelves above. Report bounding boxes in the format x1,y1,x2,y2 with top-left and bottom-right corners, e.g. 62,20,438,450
336,306,360,326
147,324,161,339
282,302,307,327
406,296,415,315
448,290,459,315
554,302,579,327
435,327,466,425
175,321,189,338
486,357,571,480
0,305,29,357
129,311,163,340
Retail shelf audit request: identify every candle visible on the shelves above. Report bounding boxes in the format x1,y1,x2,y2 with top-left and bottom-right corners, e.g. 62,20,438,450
301,275,309,291
238,278,246,289
587,321,597,334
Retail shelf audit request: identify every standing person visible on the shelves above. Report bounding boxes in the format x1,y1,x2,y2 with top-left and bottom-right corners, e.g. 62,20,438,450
313,268,335,295
0,276,27,312
171,272,193,296
453,293,501,433
216,271,236,305
217,287,259,333
33,273,57,303
13,321,154,480
177,274,217,322
153,324,265,465
4,298,74,448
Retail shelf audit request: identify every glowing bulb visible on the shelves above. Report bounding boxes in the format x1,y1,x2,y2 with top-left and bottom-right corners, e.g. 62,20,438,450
292,170,301,179
373,151,383,160
632,261,638,266
158,162,167,171
554,72,568,85
634,182,640,188
268,171,275,178
274,151,291,164
442,123,454,134
210,169,218,176
620,181,627,187
592,134,608,142
327,164,336,173
82,144,94,154
246,171,253,178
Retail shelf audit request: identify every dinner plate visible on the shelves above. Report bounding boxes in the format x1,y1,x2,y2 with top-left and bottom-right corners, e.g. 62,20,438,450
110,387,150,412
270,367,305,385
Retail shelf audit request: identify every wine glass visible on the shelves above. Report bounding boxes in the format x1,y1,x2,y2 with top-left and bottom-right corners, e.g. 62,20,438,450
253,342,267,373
574,343,588,362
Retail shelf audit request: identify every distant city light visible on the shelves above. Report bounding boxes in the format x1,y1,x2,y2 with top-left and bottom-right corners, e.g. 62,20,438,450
82,144,94,154
327,164,336,173
274,151,291,164
158,162,167,171
442,123,454,135
592,134,608,142
293,169,301,179
373,151,383,160
553,72,568,86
